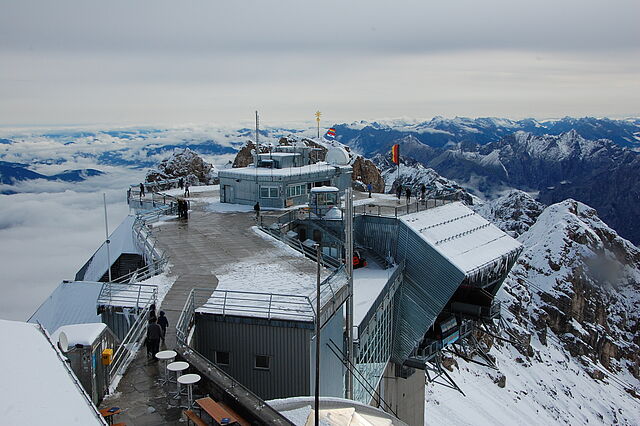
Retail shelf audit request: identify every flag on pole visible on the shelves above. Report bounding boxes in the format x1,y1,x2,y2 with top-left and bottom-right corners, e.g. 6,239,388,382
325,128,336,139
391,144,400,164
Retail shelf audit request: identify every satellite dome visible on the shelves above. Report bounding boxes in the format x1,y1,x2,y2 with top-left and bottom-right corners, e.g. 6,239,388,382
326,147,350,165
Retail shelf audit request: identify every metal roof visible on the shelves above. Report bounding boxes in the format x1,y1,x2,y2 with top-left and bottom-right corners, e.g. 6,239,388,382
28,281,103,333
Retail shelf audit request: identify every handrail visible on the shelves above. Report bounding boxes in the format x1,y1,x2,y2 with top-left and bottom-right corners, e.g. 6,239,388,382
107,291,157,386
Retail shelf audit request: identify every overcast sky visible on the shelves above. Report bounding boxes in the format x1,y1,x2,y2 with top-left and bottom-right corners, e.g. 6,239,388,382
1,0,638,126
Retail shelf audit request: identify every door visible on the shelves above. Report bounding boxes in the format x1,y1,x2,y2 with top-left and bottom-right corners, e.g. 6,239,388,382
223,185,234,203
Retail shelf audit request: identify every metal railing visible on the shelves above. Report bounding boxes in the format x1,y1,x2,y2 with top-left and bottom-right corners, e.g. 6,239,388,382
353,198,455,218
97,282,158,309
259,226,342,269
108,296,156,385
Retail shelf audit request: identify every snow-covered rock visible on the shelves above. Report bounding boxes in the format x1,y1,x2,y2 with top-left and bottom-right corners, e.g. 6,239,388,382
146,148,217,185
372,154,474,204
427,199,640,424
474,190,545,237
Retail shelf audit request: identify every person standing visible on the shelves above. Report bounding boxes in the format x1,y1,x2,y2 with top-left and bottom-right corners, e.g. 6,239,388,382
254,201,260,221
147,317,162,358
406,187,411,204
421,183,426,201
139,182,145,198
157,311,169,344
367,183,372,198
396,185,402,203
184,182,190,197
178,177,184,189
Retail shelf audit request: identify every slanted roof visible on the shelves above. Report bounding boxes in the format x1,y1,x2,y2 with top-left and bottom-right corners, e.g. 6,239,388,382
28,281,103,333
0,319,104,425
76,215,140,282
401,202,522,276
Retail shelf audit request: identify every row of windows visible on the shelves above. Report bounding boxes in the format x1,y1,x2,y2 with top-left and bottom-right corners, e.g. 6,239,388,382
260,187,279,198
286,183,307,198
214,351,270,370
260,181,332,199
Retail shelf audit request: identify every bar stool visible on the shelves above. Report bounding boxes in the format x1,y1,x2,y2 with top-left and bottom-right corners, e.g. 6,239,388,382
167,361,189,401
155,349,177,385
178,373,201,409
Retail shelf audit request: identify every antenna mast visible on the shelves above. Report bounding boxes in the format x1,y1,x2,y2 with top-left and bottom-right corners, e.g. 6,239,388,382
255,111,260,168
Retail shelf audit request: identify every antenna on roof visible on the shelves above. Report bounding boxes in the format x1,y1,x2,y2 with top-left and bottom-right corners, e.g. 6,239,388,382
255,111,260,168
103,193,112,282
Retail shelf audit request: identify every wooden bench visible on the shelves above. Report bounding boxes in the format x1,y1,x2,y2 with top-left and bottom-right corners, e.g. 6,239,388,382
183,409,208,426
196,397,239,424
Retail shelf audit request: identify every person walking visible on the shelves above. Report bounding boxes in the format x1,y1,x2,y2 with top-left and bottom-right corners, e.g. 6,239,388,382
367,183,372,198
254,201,261,221
184,182,190,197
139,182,145,198
178,177,184,189
147,317,162,359
396,185,402,203
157,311,169,344
405,187,411,204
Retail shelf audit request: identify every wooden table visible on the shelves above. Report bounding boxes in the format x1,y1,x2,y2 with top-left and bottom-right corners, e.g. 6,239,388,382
195,397,238,425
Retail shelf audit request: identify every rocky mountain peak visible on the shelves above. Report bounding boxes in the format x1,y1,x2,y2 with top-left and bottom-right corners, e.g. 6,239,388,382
474,190,545,237
146,148,217,185
503,199,640,381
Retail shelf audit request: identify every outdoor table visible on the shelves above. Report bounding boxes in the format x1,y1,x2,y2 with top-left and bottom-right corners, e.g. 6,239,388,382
155,349,177,385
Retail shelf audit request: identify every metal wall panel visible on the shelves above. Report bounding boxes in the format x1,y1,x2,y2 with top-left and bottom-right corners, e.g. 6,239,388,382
194,313,313,401
354,216,398,262
101,309,138,341
392,222,465,362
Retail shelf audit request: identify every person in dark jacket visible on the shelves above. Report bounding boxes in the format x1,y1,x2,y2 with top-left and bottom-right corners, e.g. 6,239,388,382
405,187,411,203
253,202,260,221
157,311,169,343
139,182,145,198
147,318,162,358
396,185,402,202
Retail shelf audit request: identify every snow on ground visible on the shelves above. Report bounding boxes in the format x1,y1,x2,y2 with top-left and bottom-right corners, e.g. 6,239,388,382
201,198,254,213
353,261,397,326
137,269,178,307
424,328,638,425
0,319,103,425
160,184,220,197
213,255,329,296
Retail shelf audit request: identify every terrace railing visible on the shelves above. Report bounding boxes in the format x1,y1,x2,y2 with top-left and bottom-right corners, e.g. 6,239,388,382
104,289,157,387
97,282,158,309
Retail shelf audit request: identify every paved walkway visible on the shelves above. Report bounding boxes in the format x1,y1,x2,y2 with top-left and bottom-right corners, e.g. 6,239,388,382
100,189,317,425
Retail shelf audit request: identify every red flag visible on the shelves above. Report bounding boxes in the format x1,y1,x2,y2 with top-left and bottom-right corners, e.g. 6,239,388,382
391,144,400,164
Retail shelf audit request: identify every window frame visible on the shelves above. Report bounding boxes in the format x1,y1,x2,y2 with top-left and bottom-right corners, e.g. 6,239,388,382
214,351,230,366
254,354,270,371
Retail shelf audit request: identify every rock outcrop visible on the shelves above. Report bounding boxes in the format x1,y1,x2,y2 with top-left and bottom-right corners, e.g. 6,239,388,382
146,148,217,185
502,199,640,380
474,190,545,237
351,156,385,192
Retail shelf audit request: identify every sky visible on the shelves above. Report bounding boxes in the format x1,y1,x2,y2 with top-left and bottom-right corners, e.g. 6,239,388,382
1,0,639,127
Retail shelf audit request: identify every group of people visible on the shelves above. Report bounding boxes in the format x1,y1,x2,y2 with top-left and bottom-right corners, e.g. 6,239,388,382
146,304,169,359
396,183,428,203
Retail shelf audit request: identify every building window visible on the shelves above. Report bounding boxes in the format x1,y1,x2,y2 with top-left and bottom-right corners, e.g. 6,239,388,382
254,355,270,370
215,351,230,366
287,183,307,197
260,186,279,198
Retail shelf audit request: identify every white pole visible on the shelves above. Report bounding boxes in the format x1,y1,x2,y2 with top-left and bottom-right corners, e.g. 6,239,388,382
103,193,112,282
345,187,354,399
